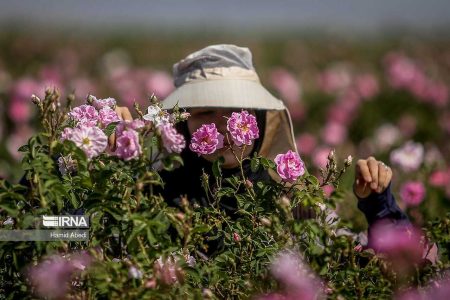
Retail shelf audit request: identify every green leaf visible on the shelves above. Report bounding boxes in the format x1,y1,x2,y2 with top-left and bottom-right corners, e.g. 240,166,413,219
212,157,224,178
18,145,30,153
104,122,119,137
250,157,260,173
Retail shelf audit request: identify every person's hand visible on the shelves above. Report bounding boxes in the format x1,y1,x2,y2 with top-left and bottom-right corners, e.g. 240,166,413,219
354,156,392,198
108,106,133,150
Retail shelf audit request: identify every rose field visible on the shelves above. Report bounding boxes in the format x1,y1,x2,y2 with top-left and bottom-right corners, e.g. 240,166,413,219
0,32,450,299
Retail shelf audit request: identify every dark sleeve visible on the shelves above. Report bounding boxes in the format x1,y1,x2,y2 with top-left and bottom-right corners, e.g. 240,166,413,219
356,183,409,226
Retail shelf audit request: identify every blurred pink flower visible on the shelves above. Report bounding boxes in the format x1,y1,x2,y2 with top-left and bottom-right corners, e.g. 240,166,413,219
114,129,141,161
146,70,174,99
373,123,401,151
7,125,34,161
233,232,241,242
384,53,423,89
270,251,323,300
390,141,424,172
296,133,317,156
189,123,224,156
70,78,97,100
227,110,259,146
396,277,450,300
321,121,347,146
10,78,40,102
425,80,449,107
370,222,423,274
98,107,121,128
153,256,182,285
159,123,186,154
91,96,116,110
326,104,352,126
65,125,108,159
8,99,32,124
317,65,352,94
400,181,426,206
354,73,379,99
322,185,335,197
274,150,305,183
270,68,301,104
68,104,99,127
27,251,92,299
115,119,145,136
312,147,332,169
429,169,450,187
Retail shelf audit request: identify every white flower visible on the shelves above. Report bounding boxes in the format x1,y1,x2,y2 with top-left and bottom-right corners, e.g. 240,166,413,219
390,141,424,171
143,105,170,126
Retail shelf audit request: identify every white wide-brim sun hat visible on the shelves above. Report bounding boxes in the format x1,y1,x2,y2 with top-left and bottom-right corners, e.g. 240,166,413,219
161,44,298,161
161,44,286,111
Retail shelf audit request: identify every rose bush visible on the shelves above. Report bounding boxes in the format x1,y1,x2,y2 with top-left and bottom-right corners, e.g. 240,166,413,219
0,90,449,299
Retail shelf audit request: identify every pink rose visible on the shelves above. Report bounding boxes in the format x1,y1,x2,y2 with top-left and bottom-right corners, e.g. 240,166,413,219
159,123,186,154
429,170,450,187
98,107,121,128
68,104,99,127
66,125,108,159
115,119,145,136
189,123,224,156
91,96,116,110
114,129,142,161
274,150,306,183
400,181,426,206
226,110,259,146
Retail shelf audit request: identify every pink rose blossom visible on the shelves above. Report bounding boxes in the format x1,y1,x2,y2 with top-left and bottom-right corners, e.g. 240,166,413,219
115,119,145,136
9,99,32,124
296,133,317,156
91,96,116,110
270,68,301,104
321,121,347,146
114,129,141,161
67,125,108,159
68,104,99,127
153,256,182,285
27,252,92,299
370,221,424,274
429,170,450,187
60,127,74,141
390,141,424,171
189,123,224,156
270,251,323,300
400,181,426,206
312,147,332,169
159,123,186,154
145,71,174,99
373,124,400,151
274,150,305,183
98,107,121,128
226,110,259,146
317,65,352,94
354,73,379,99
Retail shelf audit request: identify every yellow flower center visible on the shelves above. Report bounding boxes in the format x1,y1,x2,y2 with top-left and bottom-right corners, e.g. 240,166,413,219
82,137,91,145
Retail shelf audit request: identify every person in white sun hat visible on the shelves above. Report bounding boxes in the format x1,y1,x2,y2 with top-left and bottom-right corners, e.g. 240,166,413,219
115,44,413,254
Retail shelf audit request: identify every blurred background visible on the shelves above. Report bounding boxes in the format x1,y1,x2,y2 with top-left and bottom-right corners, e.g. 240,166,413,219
0,0,449,228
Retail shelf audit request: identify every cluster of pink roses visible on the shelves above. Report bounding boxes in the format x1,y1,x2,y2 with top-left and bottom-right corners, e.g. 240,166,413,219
385,52,449,107
62,96,143,161
189,110,259,155
189,110,305,183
